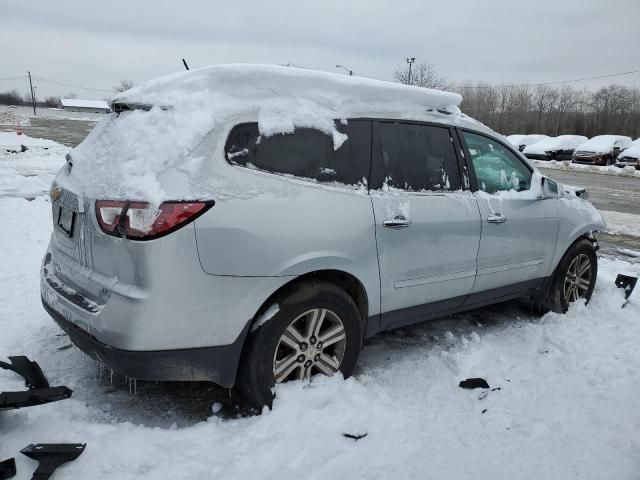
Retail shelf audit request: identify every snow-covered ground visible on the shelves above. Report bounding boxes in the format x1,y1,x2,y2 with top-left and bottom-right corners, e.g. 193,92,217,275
532,159,640,178
1,138,640,479
0,132,66,198
601,210,640,237
0,104,107,123
1,195,639,479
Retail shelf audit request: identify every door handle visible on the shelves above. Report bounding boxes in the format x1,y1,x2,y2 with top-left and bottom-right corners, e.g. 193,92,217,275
487,213,507,224
383,215,412,229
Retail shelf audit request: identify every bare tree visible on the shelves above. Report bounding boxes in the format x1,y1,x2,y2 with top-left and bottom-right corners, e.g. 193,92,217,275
44,96,61,108
393,61,453,90
532,85,558,132
114,80,135,93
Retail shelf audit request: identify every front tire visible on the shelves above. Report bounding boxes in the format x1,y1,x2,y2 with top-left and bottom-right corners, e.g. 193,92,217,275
237,281,363,409
535,239,597,313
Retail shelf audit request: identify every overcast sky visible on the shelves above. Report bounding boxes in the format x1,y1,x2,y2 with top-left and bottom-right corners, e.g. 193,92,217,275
2,0,639,100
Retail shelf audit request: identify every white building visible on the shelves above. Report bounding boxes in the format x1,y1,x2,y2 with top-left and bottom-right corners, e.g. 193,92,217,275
59,98,111,113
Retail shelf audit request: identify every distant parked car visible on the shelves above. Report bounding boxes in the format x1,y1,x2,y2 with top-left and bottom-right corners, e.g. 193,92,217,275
512,134,549,152
506,134,526,148
572,135,633,166
616,138,640,169
522,135,589,161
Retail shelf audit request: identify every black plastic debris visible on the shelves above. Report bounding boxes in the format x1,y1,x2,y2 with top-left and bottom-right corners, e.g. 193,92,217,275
0,458,16,480
343,433,368,441
21,444,86,480
459,378,490,389
615,274,637,301
20,145,28,153
0,356,72,410
0,356,49,389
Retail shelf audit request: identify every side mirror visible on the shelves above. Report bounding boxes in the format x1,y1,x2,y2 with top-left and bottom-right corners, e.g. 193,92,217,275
538,176,558,200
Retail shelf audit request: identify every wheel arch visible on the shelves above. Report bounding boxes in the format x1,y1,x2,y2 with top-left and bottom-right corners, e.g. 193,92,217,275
246,270,370,339
544,230,599,292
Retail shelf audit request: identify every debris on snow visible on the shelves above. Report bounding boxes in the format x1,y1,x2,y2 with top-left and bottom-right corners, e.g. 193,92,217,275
343,433,368,441
459,378,490,389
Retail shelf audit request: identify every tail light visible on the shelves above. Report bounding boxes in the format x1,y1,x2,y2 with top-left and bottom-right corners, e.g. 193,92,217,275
95,200,214,240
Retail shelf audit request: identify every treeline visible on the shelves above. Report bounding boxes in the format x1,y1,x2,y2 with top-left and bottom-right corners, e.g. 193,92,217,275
393,60,640,139
455,83,640,139
0,89,61,108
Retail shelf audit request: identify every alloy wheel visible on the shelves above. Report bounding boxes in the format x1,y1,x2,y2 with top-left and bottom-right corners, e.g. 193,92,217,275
563,253,592,303
273,308,346,383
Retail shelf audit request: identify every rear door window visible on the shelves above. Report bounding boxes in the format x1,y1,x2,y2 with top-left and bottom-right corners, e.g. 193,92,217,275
370,122,462,191
225,120,371,186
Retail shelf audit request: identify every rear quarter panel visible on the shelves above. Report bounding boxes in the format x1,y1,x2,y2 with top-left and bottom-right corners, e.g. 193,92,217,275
194,168,380,315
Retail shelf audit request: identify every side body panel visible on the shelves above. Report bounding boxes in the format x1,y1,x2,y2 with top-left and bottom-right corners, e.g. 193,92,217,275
368,120,482,329
471,194,559,292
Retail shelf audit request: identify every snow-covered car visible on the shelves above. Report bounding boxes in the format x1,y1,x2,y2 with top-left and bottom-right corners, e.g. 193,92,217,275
40,64,605,408
572,135,633,166
616,138,640,169
506,134,525,148
508,134,549,152
522,135,588,161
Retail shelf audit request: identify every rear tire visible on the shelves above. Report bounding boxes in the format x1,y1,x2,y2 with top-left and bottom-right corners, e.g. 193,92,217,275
237,281,363,409
534,239,597,314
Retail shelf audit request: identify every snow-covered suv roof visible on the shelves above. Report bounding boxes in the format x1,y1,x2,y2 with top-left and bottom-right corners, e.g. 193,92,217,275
113,63,462,117
65,64,493,203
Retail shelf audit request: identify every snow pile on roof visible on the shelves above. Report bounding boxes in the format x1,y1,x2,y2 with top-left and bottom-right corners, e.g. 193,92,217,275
619,144,640,160
575,135,632,153
522,135,588,155
60,64,474,203
506,134,525,147
517,134,549,147
60,98,110,110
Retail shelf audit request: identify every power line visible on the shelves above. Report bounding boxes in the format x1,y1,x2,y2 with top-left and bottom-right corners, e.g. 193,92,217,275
458,68,640,89
0,75,27,82
32,77,112,93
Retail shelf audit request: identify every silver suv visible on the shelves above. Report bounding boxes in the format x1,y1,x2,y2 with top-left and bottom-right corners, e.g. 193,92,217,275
41,65,605,408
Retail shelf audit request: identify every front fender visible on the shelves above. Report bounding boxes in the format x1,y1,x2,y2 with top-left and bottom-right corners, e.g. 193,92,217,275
551,196,605,271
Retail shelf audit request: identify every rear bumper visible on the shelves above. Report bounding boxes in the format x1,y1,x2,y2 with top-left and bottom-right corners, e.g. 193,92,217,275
42,298,249,387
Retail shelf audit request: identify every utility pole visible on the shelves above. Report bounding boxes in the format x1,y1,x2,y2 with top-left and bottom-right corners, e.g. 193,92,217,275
27,71,36,115
406,57,415,85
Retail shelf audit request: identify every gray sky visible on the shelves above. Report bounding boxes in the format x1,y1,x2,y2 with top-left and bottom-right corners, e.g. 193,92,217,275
2,0,639,100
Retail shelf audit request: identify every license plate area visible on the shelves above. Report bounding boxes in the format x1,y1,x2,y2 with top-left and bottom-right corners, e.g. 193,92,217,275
56,205,76,238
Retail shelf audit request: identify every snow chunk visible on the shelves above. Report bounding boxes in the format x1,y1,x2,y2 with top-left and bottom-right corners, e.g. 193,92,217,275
251,303,280,331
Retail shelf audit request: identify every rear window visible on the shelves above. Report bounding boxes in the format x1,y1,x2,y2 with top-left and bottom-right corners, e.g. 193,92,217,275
225,120,371,186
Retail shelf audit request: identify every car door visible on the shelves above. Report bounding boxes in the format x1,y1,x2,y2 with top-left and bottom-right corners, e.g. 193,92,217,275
459,129,559,297
370,120,482,329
